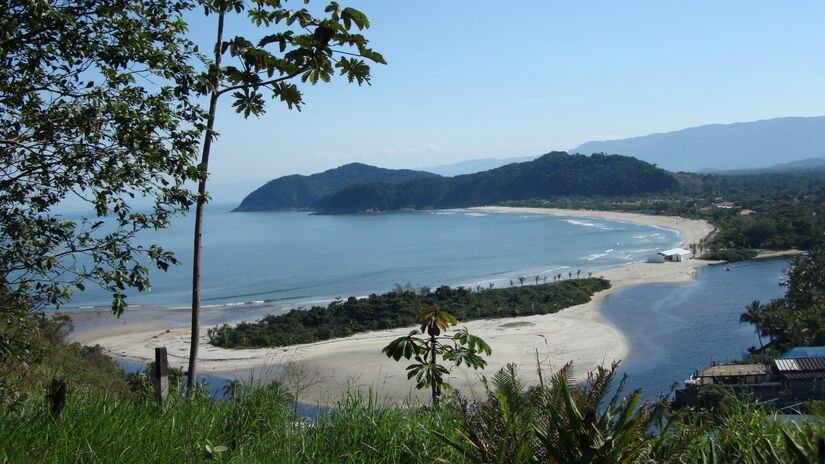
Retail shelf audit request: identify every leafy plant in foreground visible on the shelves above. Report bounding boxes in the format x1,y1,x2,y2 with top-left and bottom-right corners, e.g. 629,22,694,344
441,362,669,463
382,304,491,407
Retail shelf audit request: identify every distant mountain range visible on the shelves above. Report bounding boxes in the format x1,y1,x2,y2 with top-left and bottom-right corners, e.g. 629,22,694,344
702,157,825,175
315,152,676,214
417,155,538,176
234,163,439,212
569,116,825,172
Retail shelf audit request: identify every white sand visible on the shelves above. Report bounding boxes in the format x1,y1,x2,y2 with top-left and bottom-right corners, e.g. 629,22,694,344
76,207,716,405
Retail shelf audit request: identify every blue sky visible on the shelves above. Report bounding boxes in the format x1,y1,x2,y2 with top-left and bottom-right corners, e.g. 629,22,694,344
187,1,825,184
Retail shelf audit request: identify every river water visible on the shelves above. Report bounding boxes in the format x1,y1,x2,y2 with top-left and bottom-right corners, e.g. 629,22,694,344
600,257,790,399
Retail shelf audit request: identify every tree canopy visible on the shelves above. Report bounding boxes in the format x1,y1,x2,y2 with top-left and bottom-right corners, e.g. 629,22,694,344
1,0,204,313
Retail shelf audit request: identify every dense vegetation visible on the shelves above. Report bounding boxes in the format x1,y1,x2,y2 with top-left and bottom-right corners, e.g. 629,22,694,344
208,278,610,348
234,163,439,211
0,310,132,409
740,242,825,358
4,359,825,463
315,152,678,213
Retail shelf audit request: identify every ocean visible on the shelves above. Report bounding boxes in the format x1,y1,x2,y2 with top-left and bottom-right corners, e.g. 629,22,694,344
64,204,680,317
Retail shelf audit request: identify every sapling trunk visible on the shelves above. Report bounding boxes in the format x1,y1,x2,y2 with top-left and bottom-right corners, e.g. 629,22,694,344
430,331,438,407
187,8,225,397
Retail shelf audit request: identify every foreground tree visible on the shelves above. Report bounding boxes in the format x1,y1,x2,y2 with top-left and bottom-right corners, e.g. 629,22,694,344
382,304,491,407
1,0,203,385
186,0,385,394
1,0,202,309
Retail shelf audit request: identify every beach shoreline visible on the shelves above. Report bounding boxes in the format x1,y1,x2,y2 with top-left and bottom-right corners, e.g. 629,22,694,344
71,207,725,405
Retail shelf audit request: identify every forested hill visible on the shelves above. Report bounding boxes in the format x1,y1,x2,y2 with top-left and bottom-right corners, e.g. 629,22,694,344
316,152,678,214
233,163,439,211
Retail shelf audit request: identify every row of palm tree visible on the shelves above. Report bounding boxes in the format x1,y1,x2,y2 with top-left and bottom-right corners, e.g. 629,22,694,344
507,270,595,287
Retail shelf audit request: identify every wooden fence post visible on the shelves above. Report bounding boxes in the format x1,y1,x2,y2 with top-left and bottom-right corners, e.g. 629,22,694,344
48,378,67,422
153,347,169,409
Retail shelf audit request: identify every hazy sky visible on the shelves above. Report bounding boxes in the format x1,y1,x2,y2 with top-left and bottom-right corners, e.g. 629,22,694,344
186,1,825,184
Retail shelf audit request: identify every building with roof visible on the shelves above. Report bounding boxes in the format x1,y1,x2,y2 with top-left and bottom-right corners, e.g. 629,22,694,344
675,346,825,408
658,247,693,262
774,354,825,398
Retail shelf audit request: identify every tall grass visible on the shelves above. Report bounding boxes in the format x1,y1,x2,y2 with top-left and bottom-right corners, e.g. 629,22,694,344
0,386,464,463
4,364,825,463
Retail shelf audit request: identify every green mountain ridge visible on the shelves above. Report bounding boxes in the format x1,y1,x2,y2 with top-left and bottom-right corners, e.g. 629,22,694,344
233,162,440,212
315,152,678,213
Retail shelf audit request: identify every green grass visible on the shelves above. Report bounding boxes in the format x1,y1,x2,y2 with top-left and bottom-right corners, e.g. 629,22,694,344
4,365,825,463
0,386,464,463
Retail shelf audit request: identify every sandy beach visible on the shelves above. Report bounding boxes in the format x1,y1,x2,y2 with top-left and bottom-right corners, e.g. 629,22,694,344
73,207,717,405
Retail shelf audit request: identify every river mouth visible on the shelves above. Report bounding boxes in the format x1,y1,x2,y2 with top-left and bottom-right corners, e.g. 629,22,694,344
599,257,790,399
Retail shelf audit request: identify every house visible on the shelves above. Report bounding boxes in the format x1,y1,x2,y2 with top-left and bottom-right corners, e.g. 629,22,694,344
774,348,825,399
712,201,736,209
689,364,773,386
675,346,825,409
658,248,693,262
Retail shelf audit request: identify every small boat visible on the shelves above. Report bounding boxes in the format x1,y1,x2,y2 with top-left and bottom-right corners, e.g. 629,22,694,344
779,279,787,286
724,267,731,271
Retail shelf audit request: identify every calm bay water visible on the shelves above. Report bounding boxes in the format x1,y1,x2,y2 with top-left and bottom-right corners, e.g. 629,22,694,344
66,204,680,314
600,257,791,399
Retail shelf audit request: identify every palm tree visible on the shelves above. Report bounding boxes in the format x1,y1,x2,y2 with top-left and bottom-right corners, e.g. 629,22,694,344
576,269,581,278
535,275,540,285
518,276,525,286
739,300,765,348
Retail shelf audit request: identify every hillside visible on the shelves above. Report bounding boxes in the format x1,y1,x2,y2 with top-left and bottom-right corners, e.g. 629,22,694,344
316,152,678,214
233,163,439,211
570,116,825,172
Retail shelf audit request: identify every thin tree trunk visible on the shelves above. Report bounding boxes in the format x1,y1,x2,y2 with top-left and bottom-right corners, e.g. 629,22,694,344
430,333,438,407
187,8,225,396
